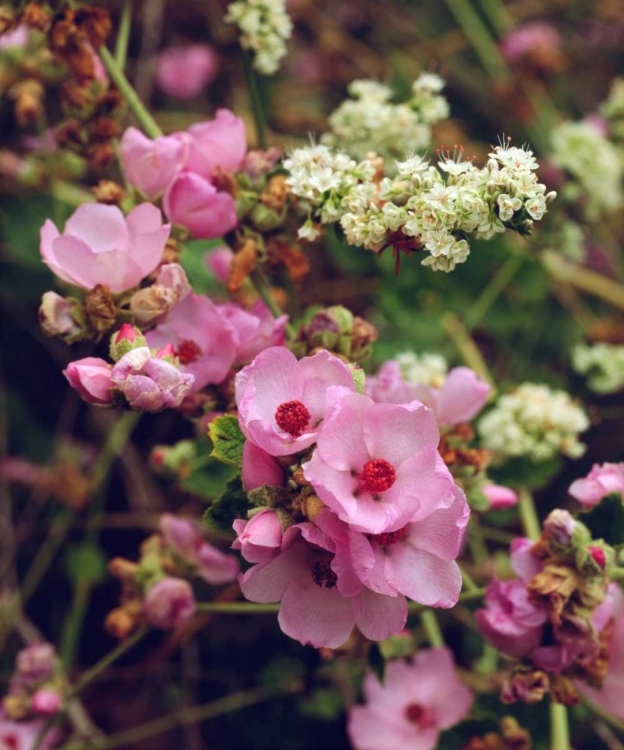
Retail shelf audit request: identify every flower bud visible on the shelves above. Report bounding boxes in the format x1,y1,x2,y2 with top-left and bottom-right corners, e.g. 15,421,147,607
349,363,366,394
500,668,549,705
32,688,62,716
232,508,283,563
249,202,285,232
142,577,196,629
542,509,589,553
109,324,147,361
38,292,83,341
64,357,114,406
150,440,196,475
15,643,56,685
163,172,238,239
482,483,518,510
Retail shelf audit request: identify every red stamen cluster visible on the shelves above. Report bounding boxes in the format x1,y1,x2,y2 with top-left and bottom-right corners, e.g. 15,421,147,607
371,526,408,548
175,339,202,365
358,458,396,494
311,560,338,589
275,400,311,437
404,703,436,729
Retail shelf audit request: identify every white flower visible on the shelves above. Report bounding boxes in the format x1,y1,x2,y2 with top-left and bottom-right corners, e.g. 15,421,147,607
572,343,624,394
497,193,522,221
225,0,292,75
396,351,448,387
525,193,547,220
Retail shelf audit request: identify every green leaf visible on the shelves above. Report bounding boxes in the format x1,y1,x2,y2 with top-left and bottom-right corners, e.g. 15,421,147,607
209,414,246,468
179,239,223,295
578,494,624,547
180,458,237,501
64,543,107,585
204,477,251,536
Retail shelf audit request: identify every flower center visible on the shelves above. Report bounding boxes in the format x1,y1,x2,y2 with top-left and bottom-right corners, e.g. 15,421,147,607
404,703,435,729
176,339,202,365
311,560,338,589
275,400,311,437
371,526,408,547
358,459,396,494
1,735,19,750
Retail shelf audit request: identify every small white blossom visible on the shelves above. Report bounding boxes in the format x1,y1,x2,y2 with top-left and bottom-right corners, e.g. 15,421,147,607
478,383,589,462
572,343,624,394
497,193,522,221
225,0,292,75
395,351,448,387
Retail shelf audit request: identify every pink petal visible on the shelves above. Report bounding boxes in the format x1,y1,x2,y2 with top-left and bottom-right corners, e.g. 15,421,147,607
405,488,469,560
348,706,424,750
52,237,144,292
64,203,129,254
386,544,462,607
315,391,371,471
433,367,490,426
362,401,439,467
299,350,355,423
239,537,308,603
353,588,407,641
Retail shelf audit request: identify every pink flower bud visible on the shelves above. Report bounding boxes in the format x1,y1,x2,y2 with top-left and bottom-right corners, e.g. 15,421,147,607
160,514,201,560
184,109,247,179
163,173,238,239
542,509,578,547
205,245,234,284
588,546,607,570
32,688,62,716
482,483,518,510
143,577,196,629
64,357,114,406
110,347,194,412
241,440,285,492
232,508,283,563
15,643,56,685
120,127,187,199
113,324,142,345
156,45,219,100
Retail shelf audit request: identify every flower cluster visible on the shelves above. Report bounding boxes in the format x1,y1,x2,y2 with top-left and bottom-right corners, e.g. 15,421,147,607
572,342,624,394
225,0,293,75
232,346,470,647
348,648,474,750
106,514,239,637
321,73,449,165
569,462,624,508
478,383,589,462
476,510,616,705
285,141,554,272
550,120,623,220
1,644,64,750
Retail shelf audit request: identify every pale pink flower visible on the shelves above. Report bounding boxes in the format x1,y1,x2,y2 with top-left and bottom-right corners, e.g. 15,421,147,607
110,346,194,411
40,203,170,293
159,514,239,583
163,172,238,239
156,44,219,99
232,508,284,563
476,578,546,658
241,440,285,492
500,22,562,63
365,361,418,405
120,127,187,199
205,245,234,284
146,293,238,391
482,484,518,510
64,357,114,405
240,523,406,648
143,577,196,629
235,348,355,457
184,109,246,179
218,300,288,365
348,648,474,750
303,391,451,534
569,462,624,508
0,711,59,750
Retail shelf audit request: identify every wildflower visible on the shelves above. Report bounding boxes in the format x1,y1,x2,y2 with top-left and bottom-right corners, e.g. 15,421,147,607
569,463,624,508
225,0,293,75
156,44,219,99
163,172,238,239
64,357,114,406
218,300,288,365
183,109,247,179
142,577,196,629
119,128,187,199
40,204,170,293
572,342,624,394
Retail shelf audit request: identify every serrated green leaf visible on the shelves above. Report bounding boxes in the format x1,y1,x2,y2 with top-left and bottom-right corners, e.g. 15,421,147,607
204,476,251,536
208,414,246,468
65,543,107,585
578,494,624,547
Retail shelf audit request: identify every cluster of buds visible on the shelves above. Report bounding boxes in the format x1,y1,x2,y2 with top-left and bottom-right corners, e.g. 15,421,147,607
106,514,238,637
291,305,378,364
477,510,616,706
2,643,64,723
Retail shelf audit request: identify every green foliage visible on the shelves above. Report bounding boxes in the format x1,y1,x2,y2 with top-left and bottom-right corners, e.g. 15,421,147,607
489,456,562,490
179,239,224,295
578,493,624,547
180,457,237,501
298,688,344,721
209,414,246,468
203,476,251,535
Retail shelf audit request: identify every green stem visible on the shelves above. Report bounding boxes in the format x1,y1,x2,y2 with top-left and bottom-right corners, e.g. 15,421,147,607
60,580,92,668
421,609,444,648
611,568,624,581
460,565,479,592
241,51,267,149
518,488,541,541
541,251,624,312
91,412,142,491
249,269,296,338
475,0,514,34
550,700,571,750
114,0,133,70
465,251,525,332
99,46,162,139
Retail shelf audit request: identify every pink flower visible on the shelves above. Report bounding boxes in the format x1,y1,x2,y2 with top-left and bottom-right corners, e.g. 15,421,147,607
509,537,542,581
163,172,238,239
110,346,194,411
120,127,187,199
205,245,234,284
348,648,474,750
143,577,196,629
232,508,284,563
476,578,546,658
156,44,219,99
241,440,285,492
303,391,452,534
240,524,407,648
500,22,562,63
0,711,59,750
0,25,29,50
339,485,469,608
15,643,56,685
40,204,170,293
482,484,518,510
218,300,288,365
146,293,237,391
235,348,356,456
32,688,62,717
569,463,624,508
184,109,246,179
159,514,239,583
365,361,417,405
64,357,114,405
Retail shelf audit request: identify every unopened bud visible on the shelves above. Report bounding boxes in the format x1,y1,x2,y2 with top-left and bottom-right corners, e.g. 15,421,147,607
92,179,125,205
32,688,62,717
109,324,147,361
39,292,83,341
546,191,557,204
